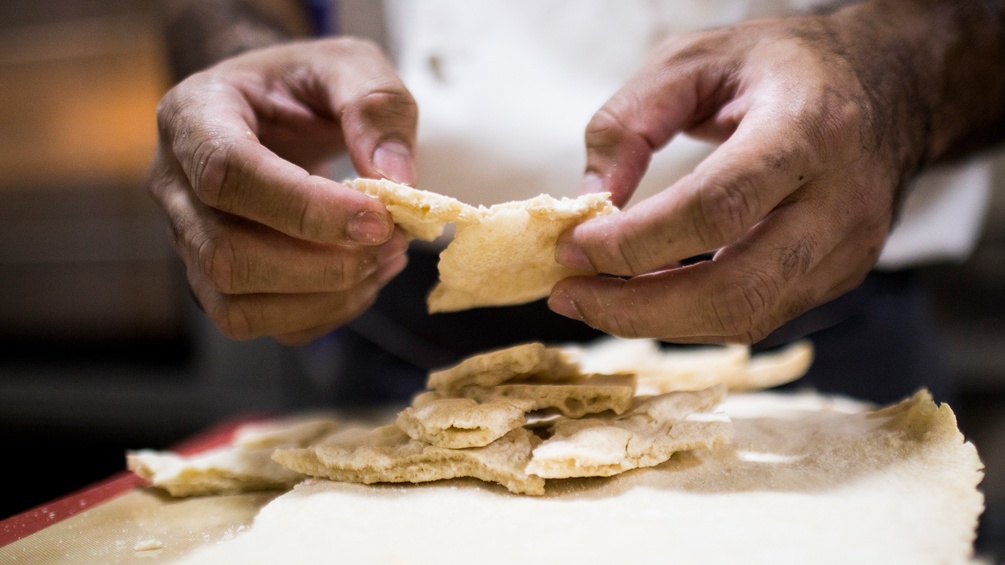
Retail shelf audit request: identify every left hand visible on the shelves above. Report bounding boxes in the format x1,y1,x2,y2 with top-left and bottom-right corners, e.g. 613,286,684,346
548,12,928,344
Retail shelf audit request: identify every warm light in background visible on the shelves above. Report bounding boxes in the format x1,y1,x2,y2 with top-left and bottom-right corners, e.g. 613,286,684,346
0,13,166,188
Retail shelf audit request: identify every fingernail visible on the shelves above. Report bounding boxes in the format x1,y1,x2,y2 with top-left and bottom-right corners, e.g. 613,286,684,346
548,291,583,321
556,242,594,272
581,172,604,195
348,210,392,244
373,141,416,185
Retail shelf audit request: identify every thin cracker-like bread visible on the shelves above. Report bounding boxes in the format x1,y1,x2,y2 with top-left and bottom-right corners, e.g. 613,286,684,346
396,393,529,449
344,178,617,312
343,177,477,241
428,193,617,312
273,425,546,496
427,342,582,393
127,415,339,497
459,373,638,418
738,340,814,392
526,385,733,478
568,337,812,395
127,447,306,497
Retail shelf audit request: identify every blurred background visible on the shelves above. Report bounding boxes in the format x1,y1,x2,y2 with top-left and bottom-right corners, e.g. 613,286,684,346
1,0,1004,560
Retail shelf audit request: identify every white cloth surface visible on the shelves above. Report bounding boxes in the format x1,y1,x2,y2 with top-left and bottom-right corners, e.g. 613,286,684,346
174,390,985,565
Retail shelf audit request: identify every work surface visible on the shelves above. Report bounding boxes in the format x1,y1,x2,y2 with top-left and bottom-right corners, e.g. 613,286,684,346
0,390,985,565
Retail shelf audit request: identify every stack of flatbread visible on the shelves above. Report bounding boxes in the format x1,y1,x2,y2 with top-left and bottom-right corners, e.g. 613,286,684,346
273,342,735,495
129,339,812,496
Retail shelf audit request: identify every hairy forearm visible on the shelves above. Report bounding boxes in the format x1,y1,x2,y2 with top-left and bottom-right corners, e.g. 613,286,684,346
157,0,311,82
830,0,1005,170
920,0,1005,163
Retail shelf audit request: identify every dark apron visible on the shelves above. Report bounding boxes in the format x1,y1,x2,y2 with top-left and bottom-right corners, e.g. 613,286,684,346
323,247,952,408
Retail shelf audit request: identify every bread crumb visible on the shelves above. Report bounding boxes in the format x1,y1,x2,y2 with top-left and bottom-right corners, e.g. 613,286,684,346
133,538,164,551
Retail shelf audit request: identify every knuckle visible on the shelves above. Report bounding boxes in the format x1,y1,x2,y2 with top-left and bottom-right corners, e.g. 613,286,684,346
321,262,349,291
772,235,817,282
199,294,256,341
585,106,627,149
189,134,235,209
145,155,174,201
609,228,660,276
824,95,868,141
711,268,780,338
218,301,258,341
154,86,186,140
693,175,758,248
350,84,418,126
803,91,870,163
333,35,383,58
322,253,372,290
196,235,245,294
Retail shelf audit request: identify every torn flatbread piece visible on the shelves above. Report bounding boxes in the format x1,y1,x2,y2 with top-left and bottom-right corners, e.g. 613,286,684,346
459,373,637,418
344,178,617,312
343,177,477,241
428,192,617,312
396,393,529,449
739,340,815,392
127,415,339,497
526,385,732,478
568,337,812,395
427,342,582,393
127,447,304,497
274,425,545,496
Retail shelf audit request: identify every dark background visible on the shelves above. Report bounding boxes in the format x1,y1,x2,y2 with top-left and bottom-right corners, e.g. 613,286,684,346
1,0,1004,561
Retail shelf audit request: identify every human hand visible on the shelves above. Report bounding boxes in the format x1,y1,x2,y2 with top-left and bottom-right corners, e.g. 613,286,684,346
549,8,933,344
147,38,417,345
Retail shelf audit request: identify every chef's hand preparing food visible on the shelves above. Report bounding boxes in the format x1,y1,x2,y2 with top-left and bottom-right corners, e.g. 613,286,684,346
147,38,417,345
148,0,1004,407
549,0,1005,344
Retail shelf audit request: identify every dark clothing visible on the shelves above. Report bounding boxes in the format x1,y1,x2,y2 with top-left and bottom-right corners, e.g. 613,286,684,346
314,247,952,409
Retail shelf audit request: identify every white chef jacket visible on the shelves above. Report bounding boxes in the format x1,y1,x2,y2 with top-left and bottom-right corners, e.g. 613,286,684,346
332,0,991,270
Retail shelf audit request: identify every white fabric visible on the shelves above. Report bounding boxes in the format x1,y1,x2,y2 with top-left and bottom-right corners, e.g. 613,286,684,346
377,0,990,269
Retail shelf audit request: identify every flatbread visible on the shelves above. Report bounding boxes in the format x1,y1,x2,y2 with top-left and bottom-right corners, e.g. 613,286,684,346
740,340,814,391
527,385,732,478
273,425,546,496
428,192,617,312
568,337,813,394
126,447,305,498
396,394,529,449
426,342,636,418
344,178,617,312
343,177,476,241
127,415,340,497
427,342,582,393
458,373,638,418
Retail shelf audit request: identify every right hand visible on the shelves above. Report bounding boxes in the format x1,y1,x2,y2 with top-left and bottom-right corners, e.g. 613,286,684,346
147,38,417,345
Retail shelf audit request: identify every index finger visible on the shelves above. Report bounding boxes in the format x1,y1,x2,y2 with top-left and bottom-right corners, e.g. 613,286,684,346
562,110,821,277
160,43,416,245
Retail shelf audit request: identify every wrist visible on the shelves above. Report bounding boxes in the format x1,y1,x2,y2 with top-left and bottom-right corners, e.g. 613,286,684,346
829,0,1005,167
